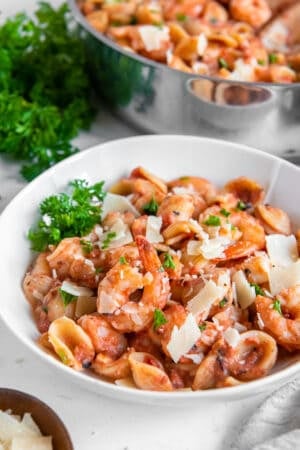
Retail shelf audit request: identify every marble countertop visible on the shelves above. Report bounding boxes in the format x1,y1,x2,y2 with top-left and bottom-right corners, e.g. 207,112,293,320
0,2,289,449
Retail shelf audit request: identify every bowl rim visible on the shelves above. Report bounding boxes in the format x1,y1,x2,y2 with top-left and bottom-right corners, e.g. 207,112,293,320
1,134,300,402
0,387,73,448
67,0,300,88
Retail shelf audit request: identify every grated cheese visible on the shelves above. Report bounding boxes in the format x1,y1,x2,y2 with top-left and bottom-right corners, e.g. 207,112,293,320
224,327,240,348
145,216,163,243
166,313,201,363
101,193,140,219
60,280,93,297
187,280,224,316
232,270,256,309
139,25,169,52
266,234,298,267
197,33,208,56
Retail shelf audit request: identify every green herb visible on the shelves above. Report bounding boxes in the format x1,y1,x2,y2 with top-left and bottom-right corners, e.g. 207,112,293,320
158,266,165,272
199,323,207,332
257,59,266,66
119,256,128,265
176,13,187,21
272,299,282,315
80,239,93,254
0,2,94,180
236,200,247,211
204,215,221,226
142,197,158,215
219,298,228,308
218,58,228,69
59,288,77,307
269,53,278,64
95,267,104,274
220,208,230,217
57,349,69,365
210,17,218,24
102,232,117,250
28,179,105,251
250,283,265,296
153,21,164,28
153,308,167,330
111,20,122,26
179,176,190,181
163,253,176,270
231,224,237,230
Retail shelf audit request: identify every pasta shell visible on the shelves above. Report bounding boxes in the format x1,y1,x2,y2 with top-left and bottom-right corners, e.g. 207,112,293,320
128,352,173,391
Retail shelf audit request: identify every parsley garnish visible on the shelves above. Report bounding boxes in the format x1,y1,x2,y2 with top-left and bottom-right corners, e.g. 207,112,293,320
28,179,105,251
257,59,265,66
119,256,128,265
59,288,77,307
219,298,228,308
0,3,94,180
199,323,207,332
102,232,117,250
163,253,176,270
153,309,167,330
80,239,93,254
250,283,265,296
204,215,221,226
218,58,228,69
220,208,230,217
272,299,282,315
95,267,104,274
142,197,158,215
236,200,247,211
269,53,278,64
176,13,187,21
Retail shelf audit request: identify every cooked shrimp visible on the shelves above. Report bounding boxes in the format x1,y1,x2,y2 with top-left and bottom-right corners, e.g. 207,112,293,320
78,314,127,359
202,1,228,23
157,194,195,228
230,0,272,28
168,176,217,204
163,0,206,20
224,176,265,206
23,252,53,306
255,204,292,235
256,288,300,351
105,236,170,332
239,251,270,284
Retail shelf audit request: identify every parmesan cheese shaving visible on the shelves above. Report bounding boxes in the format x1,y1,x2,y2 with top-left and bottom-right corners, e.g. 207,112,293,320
232,270,256,309
257,313,265,330
187,236,230,259
166,313,201,363
183,352,204,365
145,216,163,243
269,260,300,295
60,280,93,297
187,280,224,316
266,234,298,267
197,33,207,56
224,327,240,348
139,25,169,52
102,193,140,219
102,218,133,249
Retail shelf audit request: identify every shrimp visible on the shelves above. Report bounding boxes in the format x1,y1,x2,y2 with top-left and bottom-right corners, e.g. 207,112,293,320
47,237,97,288
239,251,271,285
78,314,127,359
202,1,228,23
157,194,195,228
101,235,170,333
163,0,206,20
223,176,265,207
255,204,292,235
230,0,272,28
23,252,53,306
168,176,217,204
256,288,300,351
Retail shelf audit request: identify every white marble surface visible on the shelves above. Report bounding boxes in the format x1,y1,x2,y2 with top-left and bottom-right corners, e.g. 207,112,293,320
0,1,289,449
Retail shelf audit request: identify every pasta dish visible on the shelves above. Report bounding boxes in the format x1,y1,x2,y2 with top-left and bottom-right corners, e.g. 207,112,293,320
24,167,300,391
78,0,300,83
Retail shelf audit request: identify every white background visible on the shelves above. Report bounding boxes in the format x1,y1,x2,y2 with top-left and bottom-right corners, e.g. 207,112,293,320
0,1,272,449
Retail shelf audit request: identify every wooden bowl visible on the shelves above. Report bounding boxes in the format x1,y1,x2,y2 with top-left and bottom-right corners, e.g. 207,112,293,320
0,388,73,450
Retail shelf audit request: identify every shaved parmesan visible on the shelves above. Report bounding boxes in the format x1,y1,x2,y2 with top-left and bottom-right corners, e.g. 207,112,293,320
197,33,207,56
106,218,133,248
145,216,163,243
167,313,201,363
232,270,256,309
115,378,136,388
187,236,230,259
102,193,139,219
229,58,256,82
269,260,300,295
139,25,169,51
187,280,224,316
184,352,204,365
60,280,93,297
224,327,240,348
22,413,41,436
266,234,298,267
11,436,52,450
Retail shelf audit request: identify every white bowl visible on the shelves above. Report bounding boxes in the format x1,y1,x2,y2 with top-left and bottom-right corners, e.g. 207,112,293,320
1,135,300,406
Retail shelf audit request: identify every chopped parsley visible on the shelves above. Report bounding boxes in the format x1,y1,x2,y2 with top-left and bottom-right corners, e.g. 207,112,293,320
269,53,278,64
28,179,106,251
153,308,167,330
220,208,230,217
142,196,158,215
199,323,207,332
257,59,266,66
80,239,93,254
102,231,117,250
250,283,265,296
204,215,221,226
219,298,228,308
272,299,282,315
218,58,228,69
119,256,128,265
95,267,104,274
236,200,247,211
163,253,176,270
59,288,77,307
176,12,187,21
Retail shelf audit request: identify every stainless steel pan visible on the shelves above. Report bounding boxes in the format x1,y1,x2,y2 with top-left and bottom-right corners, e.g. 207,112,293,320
68,0,300,160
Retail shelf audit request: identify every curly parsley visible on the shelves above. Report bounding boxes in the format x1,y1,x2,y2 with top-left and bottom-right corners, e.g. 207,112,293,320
153,309,167,330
